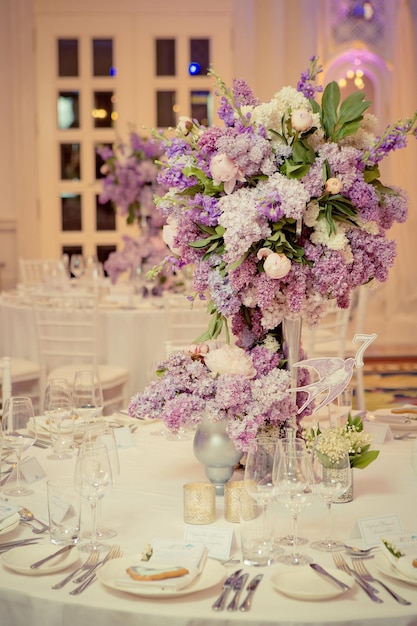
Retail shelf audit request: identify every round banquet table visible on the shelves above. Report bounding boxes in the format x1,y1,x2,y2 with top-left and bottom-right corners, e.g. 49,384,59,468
0,420,416,626
0,293,168,400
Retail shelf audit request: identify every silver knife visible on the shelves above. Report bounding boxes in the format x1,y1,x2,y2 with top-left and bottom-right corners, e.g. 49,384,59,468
310,563,350,591
211,568,242,611
239,573,263,611
227,572,249,611
30,544,75,569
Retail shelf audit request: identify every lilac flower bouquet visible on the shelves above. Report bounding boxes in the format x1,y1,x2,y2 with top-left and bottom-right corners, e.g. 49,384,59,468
128,57,417,445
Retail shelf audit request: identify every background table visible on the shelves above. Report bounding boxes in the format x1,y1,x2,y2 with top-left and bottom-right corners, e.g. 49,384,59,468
0,422,416,626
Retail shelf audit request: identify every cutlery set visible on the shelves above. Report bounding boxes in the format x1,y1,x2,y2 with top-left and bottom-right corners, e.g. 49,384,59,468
212,569,263,612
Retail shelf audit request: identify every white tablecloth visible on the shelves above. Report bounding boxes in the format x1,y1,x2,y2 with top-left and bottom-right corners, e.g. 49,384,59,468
0,295,168,401
0,424,416,626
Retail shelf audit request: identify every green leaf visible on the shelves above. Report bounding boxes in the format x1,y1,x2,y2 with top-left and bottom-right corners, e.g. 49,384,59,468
350,449,380,469
338,90,371,126
321,81,340,137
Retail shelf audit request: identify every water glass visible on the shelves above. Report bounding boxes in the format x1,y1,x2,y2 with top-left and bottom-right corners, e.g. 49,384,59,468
47,479,81,545
239,495,282,566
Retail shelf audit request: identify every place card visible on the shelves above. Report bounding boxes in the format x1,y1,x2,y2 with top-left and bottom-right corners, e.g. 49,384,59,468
363,421,393,444
184,525,234,560
113,426,135,448
351,514,403,546
18,456,46,484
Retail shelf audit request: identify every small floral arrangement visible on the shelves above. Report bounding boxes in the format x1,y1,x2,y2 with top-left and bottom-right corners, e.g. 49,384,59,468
303,414,379,469
128,341,311,451
381,538,404,559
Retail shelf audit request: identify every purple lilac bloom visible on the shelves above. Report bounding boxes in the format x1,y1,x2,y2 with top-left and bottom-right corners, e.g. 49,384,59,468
364,119,414,166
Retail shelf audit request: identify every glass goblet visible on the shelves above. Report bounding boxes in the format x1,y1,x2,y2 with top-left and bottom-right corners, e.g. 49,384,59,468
274,446,314,566
310,433,352,552
69,254,85,280
44,377,74,460
74,440,112,552
2,396,37,496
72,370,104,423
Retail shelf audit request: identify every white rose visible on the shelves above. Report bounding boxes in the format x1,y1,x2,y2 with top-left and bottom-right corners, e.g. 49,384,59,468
177,116,193,136
291,109,313,132
257,248,291,279
204,344,256,378
210,153,245,194
325,177,343,194
162,217,181,255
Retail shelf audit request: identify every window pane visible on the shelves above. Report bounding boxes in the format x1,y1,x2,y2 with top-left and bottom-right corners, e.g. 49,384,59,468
189,39,210,75
63,246,83,261
58,39,79,77
96,196,116,231
57,91,80,129
60,143,81,180
95,143,113,179
92,38,115,76
157,91,176,127
93,91,115,128
191,90,210,125
97,245,117,274
156,39,176,76
61,194,82,231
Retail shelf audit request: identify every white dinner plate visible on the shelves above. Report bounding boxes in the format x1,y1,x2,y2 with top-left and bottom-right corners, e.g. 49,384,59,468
1,544,80,576
97,556,225,598
368,407,417,432
0,514,20,536
374,552,417,586
271,567,353,601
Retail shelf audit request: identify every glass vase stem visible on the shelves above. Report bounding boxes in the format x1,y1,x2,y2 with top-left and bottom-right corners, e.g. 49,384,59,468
282,316,302,432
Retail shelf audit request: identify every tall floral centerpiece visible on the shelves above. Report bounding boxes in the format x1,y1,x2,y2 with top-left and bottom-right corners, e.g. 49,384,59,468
129,57,417,451
97,132,172,291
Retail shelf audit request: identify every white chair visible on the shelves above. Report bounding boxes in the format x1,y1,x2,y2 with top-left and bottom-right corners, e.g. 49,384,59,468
164,295,212,357
30,291,130,415
0,356,41,414
302,287,369,411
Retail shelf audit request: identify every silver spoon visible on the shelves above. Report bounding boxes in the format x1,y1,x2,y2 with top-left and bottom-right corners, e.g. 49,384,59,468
344,544,379,556
18,508,49,534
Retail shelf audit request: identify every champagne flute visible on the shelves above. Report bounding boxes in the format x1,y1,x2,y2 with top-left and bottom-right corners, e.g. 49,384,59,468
1,397,37,496
243,436,284,563
70,254,85,280
274,445,314,566
82,423,120,539
310,433,352,552
44,378,74,460
72,370,103,423
276,438,309,547
74,440,112,552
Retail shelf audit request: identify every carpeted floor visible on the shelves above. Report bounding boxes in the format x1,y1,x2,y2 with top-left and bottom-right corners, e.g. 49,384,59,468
362,362,417,411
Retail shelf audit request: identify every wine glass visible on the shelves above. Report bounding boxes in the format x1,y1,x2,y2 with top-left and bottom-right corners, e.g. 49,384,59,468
74,440,112,552
44,378,74,460
72,370,104,423
1,397,37,496
310,433,352,552
82,423,120,539
243,437,284,564
274,445,314,566
69,254,85,280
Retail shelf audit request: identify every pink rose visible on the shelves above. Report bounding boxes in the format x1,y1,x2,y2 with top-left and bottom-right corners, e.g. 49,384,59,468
257,248,291,279
185,343,210,357
325,177,343,194
204,344,256,378
210,153,245,194
291,109,313,132
162,217,181,255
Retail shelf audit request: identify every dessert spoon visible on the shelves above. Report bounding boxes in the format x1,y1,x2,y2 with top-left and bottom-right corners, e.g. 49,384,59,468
344,544,379,556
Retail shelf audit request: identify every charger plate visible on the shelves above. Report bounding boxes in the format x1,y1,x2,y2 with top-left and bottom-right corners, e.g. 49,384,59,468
271,567,353,601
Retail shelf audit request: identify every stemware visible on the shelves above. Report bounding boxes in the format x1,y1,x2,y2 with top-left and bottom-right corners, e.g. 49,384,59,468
274,445,314,566
82,423,120,539
72,370,104,423
1,397,37,496
310,433,352,552
243,436,284,564
44,378,74,460
74,440,112,552
69,254,85,280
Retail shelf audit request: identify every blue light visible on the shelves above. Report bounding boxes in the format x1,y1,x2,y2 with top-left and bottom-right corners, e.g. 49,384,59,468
188,62,201,76
110,66,117,77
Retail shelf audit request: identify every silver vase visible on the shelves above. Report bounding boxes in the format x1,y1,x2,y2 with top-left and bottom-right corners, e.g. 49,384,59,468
193,418,243,495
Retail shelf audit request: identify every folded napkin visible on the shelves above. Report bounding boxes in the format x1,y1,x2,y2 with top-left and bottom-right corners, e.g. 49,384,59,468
115,541,208,592
0,504,20,532
381,534,417,580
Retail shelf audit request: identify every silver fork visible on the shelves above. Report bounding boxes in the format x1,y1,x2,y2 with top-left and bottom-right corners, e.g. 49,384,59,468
70,545,123,595
332,552,383,603
51,551,100,590
352,558,411,605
